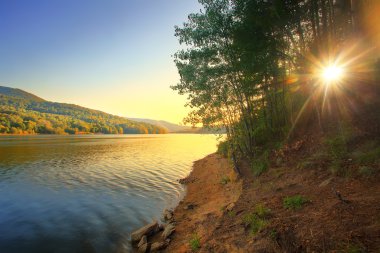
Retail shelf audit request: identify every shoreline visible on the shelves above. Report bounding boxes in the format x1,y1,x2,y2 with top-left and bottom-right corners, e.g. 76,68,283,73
133,145,380,252
163,153,242,252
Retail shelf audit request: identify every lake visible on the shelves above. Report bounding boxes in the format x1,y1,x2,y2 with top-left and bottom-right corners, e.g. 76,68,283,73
0,134,219,253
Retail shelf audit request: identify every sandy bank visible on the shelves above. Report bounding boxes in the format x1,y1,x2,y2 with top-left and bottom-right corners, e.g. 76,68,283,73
164,153,242,252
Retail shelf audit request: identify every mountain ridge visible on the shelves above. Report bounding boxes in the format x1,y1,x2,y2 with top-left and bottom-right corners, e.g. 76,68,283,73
0,86,167,134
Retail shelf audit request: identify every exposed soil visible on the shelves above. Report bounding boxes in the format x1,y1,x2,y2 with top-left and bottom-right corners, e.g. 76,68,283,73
164,153,242,253
164,136,380,252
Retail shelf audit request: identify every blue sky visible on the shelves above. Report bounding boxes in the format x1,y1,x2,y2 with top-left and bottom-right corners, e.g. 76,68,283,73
0,0,201,123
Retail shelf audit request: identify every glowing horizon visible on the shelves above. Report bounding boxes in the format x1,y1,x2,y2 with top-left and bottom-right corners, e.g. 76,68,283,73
0,0,201,125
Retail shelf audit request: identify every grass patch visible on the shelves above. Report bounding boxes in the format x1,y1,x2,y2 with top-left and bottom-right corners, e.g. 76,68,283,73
242,203,271,235
283,195,308,210
254,203,271,218
297,160,315,170
353,146,380,165
220,175,230,185
251,151,269,176
269,229,278,240
217,140,229,158
227,210,236,217
358,166,377,178
242,213,267,235
189,233,201,252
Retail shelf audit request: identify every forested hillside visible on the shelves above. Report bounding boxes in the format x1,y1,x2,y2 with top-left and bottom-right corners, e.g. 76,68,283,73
167,1,380,251
0,86,167,134
173,0,380,172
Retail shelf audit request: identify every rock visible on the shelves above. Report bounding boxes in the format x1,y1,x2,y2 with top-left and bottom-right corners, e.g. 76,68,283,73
138,235,147,248
319,177,333,187
183,203,195,210
178,177,197,184
163,209,174,221
226,202,235,212
137,242,148,253
162,223,175,240
158,223,165,231
150,241,167,252
131,221,159,244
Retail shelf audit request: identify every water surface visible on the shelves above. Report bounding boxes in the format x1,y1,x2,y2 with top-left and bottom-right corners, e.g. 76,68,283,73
0,134,219,253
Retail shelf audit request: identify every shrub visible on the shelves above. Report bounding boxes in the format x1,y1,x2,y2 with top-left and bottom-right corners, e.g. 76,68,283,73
242,213,267,235
241,203,271,235
254,203,271,218
358,166,377,178
251,151,269,176
354,147,380,165
189,234,201,251
217,140,229,158
325,133,350,175
283,195,308,210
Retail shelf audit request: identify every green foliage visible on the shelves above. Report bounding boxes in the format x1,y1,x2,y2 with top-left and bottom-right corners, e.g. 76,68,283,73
173,0,366,167
189,234,201,252
283,195,308,210
358,166,377,178
242,213,267,235
353,147,380,165
254,203,271,218
242,203,271,235
325,131,351,175
251,151,269,176
269,229,278,240
227,210,236,217
0,93,167,135
220,175,231,185
217,140,229,158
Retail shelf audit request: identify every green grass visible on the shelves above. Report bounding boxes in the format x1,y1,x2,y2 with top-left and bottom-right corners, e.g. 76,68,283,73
242,213,267,235
242,203,271,235
250,150,270,177
353,147,380,165
254,203,271,218
220,175,231,185
283,195,308,210
217,140,229,158
227,210,236,217
269,229,278,240
189,234,201,252
358,166,377,178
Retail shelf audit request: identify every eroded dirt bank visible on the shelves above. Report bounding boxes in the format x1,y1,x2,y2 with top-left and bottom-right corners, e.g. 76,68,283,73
165,143,380,252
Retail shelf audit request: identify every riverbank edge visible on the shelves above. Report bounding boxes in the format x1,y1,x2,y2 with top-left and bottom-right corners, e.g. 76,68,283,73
162,153,242,252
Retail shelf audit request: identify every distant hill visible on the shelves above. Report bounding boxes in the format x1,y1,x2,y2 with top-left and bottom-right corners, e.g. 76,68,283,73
128,118,192,133
0,86,167,135
129,118,225,134
0,86,45,102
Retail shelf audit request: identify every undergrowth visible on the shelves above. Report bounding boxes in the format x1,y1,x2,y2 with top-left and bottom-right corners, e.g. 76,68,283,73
242,203,271,235
189,233,201,252
283,195,308,210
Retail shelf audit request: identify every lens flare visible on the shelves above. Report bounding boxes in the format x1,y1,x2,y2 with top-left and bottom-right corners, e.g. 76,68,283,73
322,65,344,82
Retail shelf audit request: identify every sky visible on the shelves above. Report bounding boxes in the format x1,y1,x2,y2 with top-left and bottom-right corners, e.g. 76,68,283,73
0,0,201,124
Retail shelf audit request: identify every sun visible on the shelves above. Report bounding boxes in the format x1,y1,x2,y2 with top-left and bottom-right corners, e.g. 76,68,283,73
322,65,344,82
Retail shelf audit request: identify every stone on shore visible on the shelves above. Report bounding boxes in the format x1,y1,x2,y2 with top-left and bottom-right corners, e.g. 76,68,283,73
150,241,167,252
226,202,235,212
137,242,148,253
131,221,159,243
163,209,174,221
138,235,147,248
162,223,175,240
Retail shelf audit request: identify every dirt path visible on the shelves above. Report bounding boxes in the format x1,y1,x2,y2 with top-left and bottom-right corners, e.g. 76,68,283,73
164,153,242,253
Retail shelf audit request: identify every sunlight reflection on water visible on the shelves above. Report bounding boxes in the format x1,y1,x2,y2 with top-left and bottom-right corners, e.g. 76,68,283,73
0,134,219,253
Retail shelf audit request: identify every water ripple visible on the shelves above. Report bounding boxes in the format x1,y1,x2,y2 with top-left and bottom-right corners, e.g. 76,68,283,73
0,134,219,253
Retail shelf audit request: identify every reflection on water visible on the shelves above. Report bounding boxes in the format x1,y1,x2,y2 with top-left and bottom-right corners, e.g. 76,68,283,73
0,134,219,253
